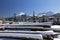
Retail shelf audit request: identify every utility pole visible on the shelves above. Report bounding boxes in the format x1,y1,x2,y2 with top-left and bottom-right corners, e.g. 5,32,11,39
24,13,27,22
33,11,36,22
42,13,45,22
14,13,17,22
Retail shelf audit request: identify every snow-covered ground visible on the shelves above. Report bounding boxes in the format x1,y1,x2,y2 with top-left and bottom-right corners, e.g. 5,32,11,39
51,25,60,28
0,33,43,40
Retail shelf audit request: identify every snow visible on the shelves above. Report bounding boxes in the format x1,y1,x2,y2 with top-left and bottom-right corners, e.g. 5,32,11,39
54,38,60,40
17,12,25,16
0,33,42,39
51,25,60,28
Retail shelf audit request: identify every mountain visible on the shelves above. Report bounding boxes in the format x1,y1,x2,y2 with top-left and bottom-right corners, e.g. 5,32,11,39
16,12,25,16
51,13,60,17
46,11,54,16
37,11,54,17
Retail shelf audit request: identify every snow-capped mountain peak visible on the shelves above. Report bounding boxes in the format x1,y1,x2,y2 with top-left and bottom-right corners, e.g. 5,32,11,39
17,12,25,16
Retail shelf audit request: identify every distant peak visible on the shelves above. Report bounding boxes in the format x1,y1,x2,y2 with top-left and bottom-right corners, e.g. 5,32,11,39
17,12,25,16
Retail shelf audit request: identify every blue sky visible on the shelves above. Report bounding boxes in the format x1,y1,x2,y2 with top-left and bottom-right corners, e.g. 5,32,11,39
0,0,60,17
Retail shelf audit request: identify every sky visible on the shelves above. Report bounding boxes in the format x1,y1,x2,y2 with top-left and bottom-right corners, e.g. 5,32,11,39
0,0,60,17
